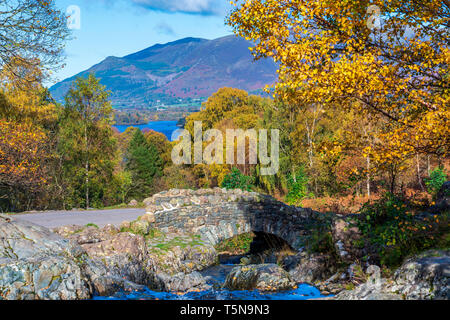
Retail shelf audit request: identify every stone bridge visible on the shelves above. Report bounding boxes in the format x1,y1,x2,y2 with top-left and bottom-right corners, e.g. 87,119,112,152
143,188,320,251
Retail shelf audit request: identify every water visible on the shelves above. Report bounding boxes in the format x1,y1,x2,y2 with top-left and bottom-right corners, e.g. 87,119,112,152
113,121,182,141
93,264,327,301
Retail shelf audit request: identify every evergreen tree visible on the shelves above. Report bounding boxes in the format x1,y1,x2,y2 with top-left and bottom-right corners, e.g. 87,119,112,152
126,129,162,199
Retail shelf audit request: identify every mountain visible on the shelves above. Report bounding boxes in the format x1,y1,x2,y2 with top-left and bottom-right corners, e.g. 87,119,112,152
50,35,278,108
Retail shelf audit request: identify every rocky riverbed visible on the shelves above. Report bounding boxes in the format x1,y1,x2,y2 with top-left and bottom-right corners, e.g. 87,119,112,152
1,188,449,300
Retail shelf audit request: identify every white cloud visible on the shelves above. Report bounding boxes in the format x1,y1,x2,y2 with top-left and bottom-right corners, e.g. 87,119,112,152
131,0,224,15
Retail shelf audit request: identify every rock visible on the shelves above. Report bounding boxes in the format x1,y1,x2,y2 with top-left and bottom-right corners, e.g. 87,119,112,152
140,213,156,224
119,221,131,230
146,237,218,276
52,224,84,237
388,250,450,300
334,279,402,300
143,197,154,207
0,215,91,300
128,199,138,207
334,250,450,300
284,251,336,284
151,271,210,293
224,264,296,292
102,224,119,236
54,226,112,245
81,258,146,296
331,215,365,263
81,232,149,285
130,220,150,235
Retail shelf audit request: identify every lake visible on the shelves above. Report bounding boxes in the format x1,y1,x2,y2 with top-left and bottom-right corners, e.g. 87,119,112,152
113,121,182,141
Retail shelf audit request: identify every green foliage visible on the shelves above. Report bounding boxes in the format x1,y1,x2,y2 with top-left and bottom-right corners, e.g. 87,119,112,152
221,168,255,191
215,232,255,254
125,129,163,200
357,193,449,267
425,167,447,198
286,166,312,205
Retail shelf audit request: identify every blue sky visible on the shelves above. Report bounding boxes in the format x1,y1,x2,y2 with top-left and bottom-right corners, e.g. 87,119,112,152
51,0,233,86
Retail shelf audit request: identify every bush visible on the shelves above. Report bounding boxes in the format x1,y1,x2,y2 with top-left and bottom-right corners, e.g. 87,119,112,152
215,232,255,254
221,168,255,191
425,167,447,199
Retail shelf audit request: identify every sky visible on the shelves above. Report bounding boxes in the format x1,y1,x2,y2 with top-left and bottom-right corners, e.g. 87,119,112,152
51,0,233,86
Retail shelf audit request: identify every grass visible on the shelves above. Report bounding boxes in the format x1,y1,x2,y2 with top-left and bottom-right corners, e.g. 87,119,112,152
96,202,146,210
151,235,205,252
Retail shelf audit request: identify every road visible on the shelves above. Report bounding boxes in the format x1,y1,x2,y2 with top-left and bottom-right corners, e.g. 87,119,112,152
13,208,146,229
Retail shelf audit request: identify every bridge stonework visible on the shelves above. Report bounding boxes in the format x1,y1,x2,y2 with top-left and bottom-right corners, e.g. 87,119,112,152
144,188,319,251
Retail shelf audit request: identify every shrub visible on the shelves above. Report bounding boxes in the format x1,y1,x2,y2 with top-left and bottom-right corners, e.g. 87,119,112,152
425,167,447,199
357,193,449,267
286,166,312,205
215,232,255,254
221,168,255,191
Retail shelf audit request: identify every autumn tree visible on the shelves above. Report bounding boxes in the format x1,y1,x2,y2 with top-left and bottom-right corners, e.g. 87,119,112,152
59,74,117,209
0,0,70,81
228,0,449,168
0,59,58,211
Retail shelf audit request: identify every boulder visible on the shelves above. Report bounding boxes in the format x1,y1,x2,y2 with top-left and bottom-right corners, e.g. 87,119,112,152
151,271,210,293
81,232,149,285
140,213,156,224
130,219,150,235
334,280,402,300
143,197,154,207
128,199,138,207
334,250,450,300
0,215,91,300
388,250,449,300
224,264,296,292
331,215,365,263
284,251,336,284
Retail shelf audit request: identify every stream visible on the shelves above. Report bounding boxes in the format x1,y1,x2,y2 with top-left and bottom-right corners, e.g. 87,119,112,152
93,264,328,301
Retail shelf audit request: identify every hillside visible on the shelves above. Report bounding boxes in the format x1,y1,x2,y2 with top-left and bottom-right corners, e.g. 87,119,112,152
50,35,278,108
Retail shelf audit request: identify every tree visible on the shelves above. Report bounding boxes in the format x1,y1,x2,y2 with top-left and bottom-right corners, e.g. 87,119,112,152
125,129,162,200
0,120,47,210
221,168,255,191
144,129,172,169
59,74,116,209
228,0,449,159
0,0,70,81
0,59,58,211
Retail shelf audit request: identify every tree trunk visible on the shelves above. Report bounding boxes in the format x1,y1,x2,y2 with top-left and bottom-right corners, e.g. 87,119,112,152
366,156,371,197
416,153,424,191
84,116,89,210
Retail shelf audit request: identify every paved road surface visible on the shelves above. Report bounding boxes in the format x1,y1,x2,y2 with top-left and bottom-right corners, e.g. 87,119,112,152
13,208,146,229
